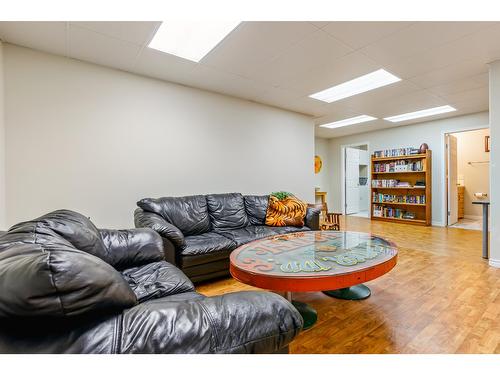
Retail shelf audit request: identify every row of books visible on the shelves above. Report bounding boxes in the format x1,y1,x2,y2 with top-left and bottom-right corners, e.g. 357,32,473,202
373,160,424,172
372,179,399,187
372,205,417,220
372,179,426,188
372,147,420,158
372,193,426,204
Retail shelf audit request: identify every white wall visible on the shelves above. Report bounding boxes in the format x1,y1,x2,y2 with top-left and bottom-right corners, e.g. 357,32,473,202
3,44,315,229
453,128,490,217
322,111,489,226
489,60,500,268
0,41,5,230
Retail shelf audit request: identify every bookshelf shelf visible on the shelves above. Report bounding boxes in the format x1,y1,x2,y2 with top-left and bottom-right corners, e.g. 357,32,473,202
372,171,425,175
372,201,426,207
371,154,427,162
371,149,432,226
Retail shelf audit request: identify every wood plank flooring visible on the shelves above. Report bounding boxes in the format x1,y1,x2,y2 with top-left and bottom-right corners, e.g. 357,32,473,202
196,216,500,354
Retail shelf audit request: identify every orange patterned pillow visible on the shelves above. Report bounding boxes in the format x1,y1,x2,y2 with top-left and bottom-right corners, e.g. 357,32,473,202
265,194,307,227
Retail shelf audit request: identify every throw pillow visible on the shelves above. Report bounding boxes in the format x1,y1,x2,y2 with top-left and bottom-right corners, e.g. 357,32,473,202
265,192,307,227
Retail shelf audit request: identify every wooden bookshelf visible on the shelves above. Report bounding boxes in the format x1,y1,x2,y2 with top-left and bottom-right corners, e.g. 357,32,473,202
371,149,432,226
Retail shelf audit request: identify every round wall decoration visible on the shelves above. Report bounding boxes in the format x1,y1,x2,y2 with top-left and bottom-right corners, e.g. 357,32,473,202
314,155,322,174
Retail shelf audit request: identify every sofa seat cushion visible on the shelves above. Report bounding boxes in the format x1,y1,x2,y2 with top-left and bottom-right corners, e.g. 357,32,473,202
244,195,269,225
181,232,236,257
217,225,277,247
121,261,195,303
137,195,210,236
269,226,311,235
206,193,250,230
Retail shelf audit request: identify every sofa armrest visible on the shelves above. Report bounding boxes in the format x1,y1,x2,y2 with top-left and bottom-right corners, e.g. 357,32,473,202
119,291,303,353
304,206,321,230
134,209,185,248
99,228,164,270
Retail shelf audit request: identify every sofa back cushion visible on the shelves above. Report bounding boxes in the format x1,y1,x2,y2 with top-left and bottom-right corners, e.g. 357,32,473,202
244,195,270,225
16,209,111,262
137,195,210,236
0,223,137,318
206,193,250,231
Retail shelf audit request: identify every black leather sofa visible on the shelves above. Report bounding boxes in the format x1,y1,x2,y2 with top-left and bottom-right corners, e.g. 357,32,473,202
135,193,320,282
0,210,303,353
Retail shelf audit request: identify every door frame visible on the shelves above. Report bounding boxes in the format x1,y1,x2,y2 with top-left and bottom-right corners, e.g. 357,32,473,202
340,141,370,216
442,125,489,227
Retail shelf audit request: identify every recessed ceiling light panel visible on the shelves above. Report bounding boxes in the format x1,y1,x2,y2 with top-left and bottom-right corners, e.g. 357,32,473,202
309,69,401,103
148,21,241,62
319,115,377,129
384,105,457,122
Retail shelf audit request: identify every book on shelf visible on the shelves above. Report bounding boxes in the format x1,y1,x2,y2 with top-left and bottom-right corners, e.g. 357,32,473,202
372,147,420,158
373,160,424,172
372,179,399,188
372,204,417,220
372,192,426,204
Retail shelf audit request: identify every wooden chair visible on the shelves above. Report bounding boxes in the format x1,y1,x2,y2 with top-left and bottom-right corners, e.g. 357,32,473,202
308,203,341,231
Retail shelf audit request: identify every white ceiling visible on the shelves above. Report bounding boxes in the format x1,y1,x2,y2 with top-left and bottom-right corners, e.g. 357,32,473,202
0,21,497,138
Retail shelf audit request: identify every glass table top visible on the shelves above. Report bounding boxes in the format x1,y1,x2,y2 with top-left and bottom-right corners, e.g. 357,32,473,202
230,231,398,278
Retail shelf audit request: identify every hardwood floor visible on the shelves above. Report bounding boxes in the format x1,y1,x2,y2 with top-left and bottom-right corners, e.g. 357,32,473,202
196,216,500,354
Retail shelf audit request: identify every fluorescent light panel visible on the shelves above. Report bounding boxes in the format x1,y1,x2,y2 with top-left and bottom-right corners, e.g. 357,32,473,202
384,105,457,122
309,69,401,103
148,21,240,62
319,115,377,129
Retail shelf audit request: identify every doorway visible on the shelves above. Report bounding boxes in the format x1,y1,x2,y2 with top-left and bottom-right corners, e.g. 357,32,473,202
445,128,490,230
342,143,370,218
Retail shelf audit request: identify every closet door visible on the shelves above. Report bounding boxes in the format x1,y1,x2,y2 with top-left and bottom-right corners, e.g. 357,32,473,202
447,134,458,225
345,147,360,214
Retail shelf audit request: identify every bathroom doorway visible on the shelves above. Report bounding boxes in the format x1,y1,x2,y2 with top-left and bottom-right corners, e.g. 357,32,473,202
445,128,490,230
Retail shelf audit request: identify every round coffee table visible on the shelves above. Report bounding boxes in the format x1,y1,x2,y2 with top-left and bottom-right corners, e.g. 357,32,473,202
229,231,398,329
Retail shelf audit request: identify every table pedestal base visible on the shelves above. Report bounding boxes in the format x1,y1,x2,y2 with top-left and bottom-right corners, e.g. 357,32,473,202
323,284,371,300
291,301,317,330
284,292,317,330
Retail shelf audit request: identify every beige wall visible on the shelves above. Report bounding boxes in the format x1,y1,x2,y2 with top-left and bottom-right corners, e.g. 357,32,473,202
314,137,330,201
320,111,489,226
453,128,490,217
2,44,315,229
0,41,5,229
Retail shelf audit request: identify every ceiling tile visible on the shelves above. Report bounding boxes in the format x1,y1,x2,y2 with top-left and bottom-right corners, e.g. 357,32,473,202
179,65,271,102
0,21,67,56
427,73,489,97
360,22,491,66
201,21,319,78
315,119,396,138
282,51,380,95
384,22,500,79
338,80,423,112
440,86,489,107
133,47,197,84
408,59,489,89
68,24,142,71
357,89,447,119
313,105,367,125
71,21,160,46
322,21,413,49
248,29,353,87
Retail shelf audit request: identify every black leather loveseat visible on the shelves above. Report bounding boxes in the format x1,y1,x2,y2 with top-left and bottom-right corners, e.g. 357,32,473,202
0,210,303,353
135,193,320,282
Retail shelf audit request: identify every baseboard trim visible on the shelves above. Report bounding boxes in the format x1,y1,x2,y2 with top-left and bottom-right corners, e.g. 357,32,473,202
489,259,500,268
432,221,445,227
464,215,482,220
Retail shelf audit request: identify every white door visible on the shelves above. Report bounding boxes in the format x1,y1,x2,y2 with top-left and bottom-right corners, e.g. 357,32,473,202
345,147,360,214
447,134,458,225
